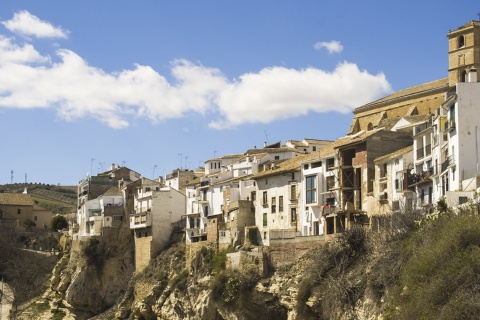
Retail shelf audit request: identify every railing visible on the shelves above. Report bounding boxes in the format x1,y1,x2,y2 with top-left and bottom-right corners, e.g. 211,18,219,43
441,156,454,172
433,134,439,146
416,147,424,159
445,120,455,132
415,120,432,135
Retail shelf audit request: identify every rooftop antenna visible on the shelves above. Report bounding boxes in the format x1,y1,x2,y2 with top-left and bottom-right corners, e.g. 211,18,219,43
185,155,189,169
264,130,269,145
214,150,217,158
152,164,158,179
178,153,184,169
10,170,13,184
121,160,127,167
477,12,480,20
98,161,105,173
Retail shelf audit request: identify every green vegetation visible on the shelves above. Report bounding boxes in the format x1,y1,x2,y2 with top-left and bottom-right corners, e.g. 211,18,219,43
386,211,480,319
50,215,68,231
295,202,480,320
82,238,106,269
211,269,260,307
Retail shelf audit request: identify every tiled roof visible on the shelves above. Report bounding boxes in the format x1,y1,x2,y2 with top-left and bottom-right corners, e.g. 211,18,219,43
0,193,33,206
103,186,123,196
354,78,449,114
378,114,432,131
252,155,308,179
374,145,413,163
245,147,306,155
333,128,384,149
211,174,254,187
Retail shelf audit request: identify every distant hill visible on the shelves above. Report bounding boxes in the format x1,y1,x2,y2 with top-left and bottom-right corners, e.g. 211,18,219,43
0,183,77,214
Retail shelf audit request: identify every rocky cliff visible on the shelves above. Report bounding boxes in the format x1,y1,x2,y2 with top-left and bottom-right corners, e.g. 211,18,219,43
15,209,480,320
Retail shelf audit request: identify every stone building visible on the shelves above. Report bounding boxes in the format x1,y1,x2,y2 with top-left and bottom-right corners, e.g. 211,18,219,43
349,21,480,135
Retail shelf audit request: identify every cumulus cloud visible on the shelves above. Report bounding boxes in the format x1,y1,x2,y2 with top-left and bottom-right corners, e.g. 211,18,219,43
314,40,343,54
0,12,391,130
209,63,391,129
1,10,69,39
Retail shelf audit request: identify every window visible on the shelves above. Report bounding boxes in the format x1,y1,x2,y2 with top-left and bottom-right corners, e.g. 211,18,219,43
113,215,123,221
311,161,322,169
17,209,21,215
458,35,465,48
279,196,284,212
327,158,335,171
304,164,309,170
306,175,317,203
313,146,317,151
326,176,335,190
326,197,335,206
251,191,256,202
271,197,276,213
290,184,297,200
459,196,468,205
275,156,280,160
263,213,267,226
220,231,226,238
291,207,297,222
263,191,268,205
34,216,37,221
291,172,295,180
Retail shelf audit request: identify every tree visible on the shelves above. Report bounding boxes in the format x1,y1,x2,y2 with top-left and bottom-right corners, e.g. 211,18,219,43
50,215,68,231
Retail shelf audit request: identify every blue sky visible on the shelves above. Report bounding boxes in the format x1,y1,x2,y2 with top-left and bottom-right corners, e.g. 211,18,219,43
0,1,478,185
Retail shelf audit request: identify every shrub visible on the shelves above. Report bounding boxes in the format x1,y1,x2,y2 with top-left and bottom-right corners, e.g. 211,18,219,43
50,215,68,231
82,238,105,269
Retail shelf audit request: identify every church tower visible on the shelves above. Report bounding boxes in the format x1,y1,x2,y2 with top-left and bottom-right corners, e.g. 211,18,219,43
447,21,480,86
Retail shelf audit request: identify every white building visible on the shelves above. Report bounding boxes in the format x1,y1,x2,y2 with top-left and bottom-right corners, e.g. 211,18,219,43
130,178,186,271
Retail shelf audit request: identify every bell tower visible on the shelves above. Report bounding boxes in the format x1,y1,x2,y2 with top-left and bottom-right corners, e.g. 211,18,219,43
447,20,480,86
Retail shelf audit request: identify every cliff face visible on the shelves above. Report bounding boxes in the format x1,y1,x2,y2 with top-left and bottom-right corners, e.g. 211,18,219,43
20,210,480,320
50,224,135,316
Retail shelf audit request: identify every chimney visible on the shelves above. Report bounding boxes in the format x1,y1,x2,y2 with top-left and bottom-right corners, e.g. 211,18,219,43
111,163,116,171
468,68,478,82
264,141,267,148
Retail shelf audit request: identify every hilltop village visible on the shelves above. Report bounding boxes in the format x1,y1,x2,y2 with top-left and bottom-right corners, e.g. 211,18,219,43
2,19,480,319
67,20,480,271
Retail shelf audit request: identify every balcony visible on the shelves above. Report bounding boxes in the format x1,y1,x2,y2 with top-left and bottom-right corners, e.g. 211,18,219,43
415,120,432,135
441,156,455,172
445,120,456,132
411,170,433,186
130,212,152,229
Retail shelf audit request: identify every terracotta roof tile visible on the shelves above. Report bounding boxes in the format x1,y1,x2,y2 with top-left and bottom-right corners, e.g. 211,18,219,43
0,193,33,206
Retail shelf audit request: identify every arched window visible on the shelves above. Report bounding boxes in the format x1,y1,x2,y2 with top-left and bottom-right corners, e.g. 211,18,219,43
367,122,373,131
458,35,465,48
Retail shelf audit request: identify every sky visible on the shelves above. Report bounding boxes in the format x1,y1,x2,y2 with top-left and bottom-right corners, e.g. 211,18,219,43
0,1,478,186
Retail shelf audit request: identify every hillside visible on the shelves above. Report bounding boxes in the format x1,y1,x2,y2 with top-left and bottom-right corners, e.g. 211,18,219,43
13,203,480,319
0,183,76,214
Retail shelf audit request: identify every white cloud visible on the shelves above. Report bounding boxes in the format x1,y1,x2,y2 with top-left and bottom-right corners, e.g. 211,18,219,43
1,11,69,39
0,13,391,130
314,40,343,54
209,63,391,129
0,35,50,64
